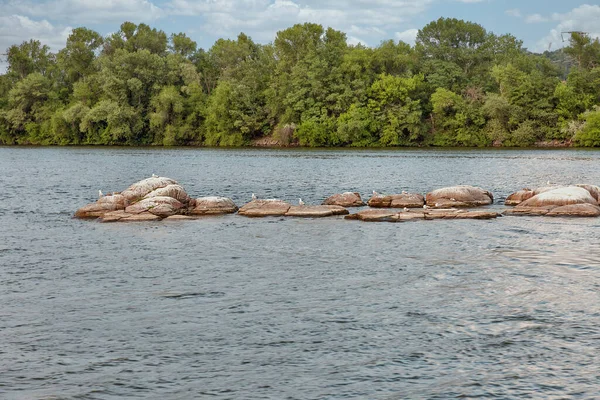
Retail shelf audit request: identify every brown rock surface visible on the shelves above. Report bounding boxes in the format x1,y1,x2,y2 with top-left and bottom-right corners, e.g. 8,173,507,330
238,199,291,217
285,205,349,217
426,186,493,208
190,196,238,215
546,203,600,217
505,189,535,206
125,196,185,218
144,184,192,205
345,209,398,222
518,187,597,208
367,193,425,208
99,210,162,222
347,208,500,222
121,176,179,202
322,192,365,207
74,194,128,218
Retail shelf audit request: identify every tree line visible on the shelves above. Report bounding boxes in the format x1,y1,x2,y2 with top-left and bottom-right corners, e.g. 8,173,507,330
1,18,600,147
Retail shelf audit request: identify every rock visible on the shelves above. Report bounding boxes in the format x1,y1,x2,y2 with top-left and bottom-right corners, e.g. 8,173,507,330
345,209,398,222
367,193,425,208
285,205,349,217
125,196,185,218
576,184,600,202
426,186,493,208
505,186,600,217
322,192,365,207
518,186,597,208
505,189,535,206
190,196,238,215
547,203,600,217
100,210,161,222
238,199,291,217
121,176,179,202
143,184,192,205
74,194,128,218
346,208,500,222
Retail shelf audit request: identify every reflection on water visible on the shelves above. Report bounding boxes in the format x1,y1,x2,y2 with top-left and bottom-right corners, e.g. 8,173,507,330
1,147,600,399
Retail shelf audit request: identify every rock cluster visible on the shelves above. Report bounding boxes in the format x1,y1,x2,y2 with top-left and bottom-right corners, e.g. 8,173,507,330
75,176,238,222
504,185,600,217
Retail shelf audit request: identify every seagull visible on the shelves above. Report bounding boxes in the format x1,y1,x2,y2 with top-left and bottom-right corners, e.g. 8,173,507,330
450,198,456,201
299,198,305,205
403,207,409,212
98,190,103,198
402,190,408,194
547,180,551,185
152,173,158,178
423,205,430,209
373,190,379,196
251,193,257,200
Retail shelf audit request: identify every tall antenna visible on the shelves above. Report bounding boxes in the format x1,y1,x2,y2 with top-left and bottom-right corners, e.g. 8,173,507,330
561,31,588,42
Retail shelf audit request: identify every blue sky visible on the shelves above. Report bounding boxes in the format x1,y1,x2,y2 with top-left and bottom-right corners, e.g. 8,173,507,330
1,0,599,71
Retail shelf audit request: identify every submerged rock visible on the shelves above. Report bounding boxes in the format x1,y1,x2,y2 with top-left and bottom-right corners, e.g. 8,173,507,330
504,186,600,217
322,192,365,207
367,193,425,208
190,196,238,215
238,199,291,217
426,186,493,208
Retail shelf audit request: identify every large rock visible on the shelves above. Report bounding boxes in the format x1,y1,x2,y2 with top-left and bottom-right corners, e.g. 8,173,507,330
190,196,238,215
285,205,349,217
125,196,185,218
345,209,398,222
367,193,425,208
238,199,291,217
143,184,192,206
121,176,179,202
322,192,365,207
74,194,128,218
576,184,600,202
504,186,600,217
426,186,493,208
505,189,535,206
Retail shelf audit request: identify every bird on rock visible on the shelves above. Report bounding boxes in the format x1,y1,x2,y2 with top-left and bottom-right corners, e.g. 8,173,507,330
403,207,409,212
299,198,305,205
98,190,103,198
152,173,158,178
251,193,257,200
372,190,379,196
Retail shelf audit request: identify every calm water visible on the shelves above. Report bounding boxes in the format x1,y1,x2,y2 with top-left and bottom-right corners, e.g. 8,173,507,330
1,147,600,399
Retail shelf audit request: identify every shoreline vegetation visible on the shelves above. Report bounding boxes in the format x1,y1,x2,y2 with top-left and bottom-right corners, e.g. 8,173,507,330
1,19,600,148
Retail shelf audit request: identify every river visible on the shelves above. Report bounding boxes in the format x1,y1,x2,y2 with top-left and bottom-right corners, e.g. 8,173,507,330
1,147,600,399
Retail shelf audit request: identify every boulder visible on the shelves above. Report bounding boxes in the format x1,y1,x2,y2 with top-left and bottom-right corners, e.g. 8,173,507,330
367,193,425,208
322,192,365,207
426,186,493,208
121,176,179,202
190,196,238,215
238,199,291,217
143,184,192,205
74,194,128,218
285,205,349,217
518,186,597,208
125,196,185,218
576,184,600,202
505,189,535,206
504,186,600,217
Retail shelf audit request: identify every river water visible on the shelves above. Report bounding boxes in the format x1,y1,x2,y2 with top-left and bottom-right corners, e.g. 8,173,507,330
1,147,600,399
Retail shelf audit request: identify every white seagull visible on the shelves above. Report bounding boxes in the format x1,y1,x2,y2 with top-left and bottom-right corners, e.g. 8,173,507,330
251,193,257,200
372,190,379,196
98,190,103,198
402,190,408,194
403,207,409,212
423,205,430,209
152,173,158,178
299,198,305,205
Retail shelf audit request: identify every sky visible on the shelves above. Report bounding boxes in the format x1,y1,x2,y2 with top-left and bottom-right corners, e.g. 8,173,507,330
1,0,600,72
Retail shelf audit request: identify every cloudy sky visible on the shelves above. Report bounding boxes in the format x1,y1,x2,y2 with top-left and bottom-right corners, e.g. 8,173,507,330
1,0,599,72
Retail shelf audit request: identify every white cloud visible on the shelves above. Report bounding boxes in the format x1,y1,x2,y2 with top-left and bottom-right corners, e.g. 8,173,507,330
0,15,72,73
505,8,522,18
395,29,419,45
167,0,433,46
525,13,548,24
0,0,163,24
534,4,600,52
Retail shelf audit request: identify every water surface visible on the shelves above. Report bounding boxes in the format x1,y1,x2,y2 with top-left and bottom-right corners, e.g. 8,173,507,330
1,147,600,399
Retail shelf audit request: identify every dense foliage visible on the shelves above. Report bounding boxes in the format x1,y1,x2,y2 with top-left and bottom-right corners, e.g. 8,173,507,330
1,19,600,147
